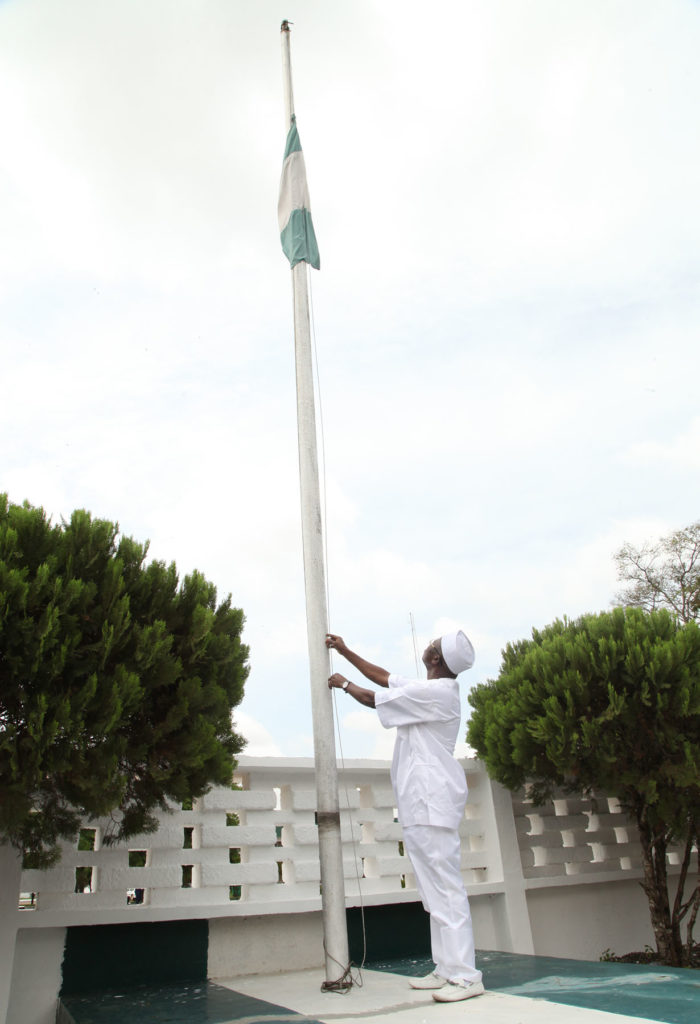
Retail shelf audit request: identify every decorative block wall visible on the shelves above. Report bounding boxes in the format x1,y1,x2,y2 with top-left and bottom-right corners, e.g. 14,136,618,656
18,757,498,920
512,789,683,881
17,756,687,928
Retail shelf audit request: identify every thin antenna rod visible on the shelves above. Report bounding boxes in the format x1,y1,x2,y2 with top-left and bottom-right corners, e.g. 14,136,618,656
409,612,421,677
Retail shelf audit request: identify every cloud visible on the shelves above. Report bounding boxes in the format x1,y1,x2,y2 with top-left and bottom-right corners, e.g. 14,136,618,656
233,711,283,758
623,417,700,472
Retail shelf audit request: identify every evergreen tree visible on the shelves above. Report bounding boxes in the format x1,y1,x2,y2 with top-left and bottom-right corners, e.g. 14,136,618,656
467,607,699,966
0,495,248,866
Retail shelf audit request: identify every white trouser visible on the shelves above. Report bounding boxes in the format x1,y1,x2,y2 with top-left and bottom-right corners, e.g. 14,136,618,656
402,824,482,985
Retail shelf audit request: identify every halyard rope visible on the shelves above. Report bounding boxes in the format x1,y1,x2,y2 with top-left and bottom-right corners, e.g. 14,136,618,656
308,272,367,990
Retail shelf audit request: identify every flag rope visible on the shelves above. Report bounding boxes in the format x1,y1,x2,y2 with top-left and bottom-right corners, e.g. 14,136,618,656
308,271,368,985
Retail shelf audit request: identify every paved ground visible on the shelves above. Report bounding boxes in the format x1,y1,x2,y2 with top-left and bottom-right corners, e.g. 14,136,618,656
220,966,668,1024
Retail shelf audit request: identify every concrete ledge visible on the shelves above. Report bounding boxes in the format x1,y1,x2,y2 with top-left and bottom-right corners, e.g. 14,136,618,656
219,966,668,1024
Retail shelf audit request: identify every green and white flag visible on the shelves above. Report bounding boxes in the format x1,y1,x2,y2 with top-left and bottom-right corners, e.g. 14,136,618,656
278,116,320,270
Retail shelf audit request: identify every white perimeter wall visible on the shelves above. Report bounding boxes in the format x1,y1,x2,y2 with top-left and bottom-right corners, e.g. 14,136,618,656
2,756,687,1023
6,928,66,1024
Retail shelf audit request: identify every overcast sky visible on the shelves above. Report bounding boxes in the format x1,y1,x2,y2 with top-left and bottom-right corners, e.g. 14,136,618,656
2,0,699,760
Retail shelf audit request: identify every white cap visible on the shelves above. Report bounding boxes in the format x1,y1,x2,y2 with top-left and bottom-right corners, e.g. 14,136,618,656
440,630,475,674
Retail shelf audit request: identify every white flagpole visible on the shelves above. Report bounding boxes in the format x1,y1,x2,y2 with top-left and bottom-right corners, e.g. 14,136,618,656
280,20,351,990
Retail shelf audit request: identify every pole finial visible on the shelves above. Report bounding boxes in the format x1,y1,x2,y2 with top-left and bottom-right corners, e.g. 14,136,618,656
281,20,292,33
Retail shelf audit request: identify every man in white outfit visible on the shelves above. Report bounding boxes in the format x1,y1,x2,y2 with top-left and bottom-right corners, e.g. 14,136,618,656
326,630,484,1004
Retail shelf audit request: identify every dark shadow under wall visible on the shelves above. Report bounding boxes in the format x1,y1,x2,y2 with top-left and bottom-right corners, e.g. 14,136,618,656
347,901,431,964
61,920,208,994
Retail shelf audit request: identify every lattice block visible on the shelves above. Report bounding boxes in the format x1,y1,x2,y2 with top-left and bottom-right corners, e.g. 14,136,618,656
290,859,321,883
539,814,589,832
595,843,643,864
373,822,404,842
515,817,535,835
371,844,409,864
111,825,184,848
340,823,364,843
337,790,362,810
146,849,202,868
559,798,596,814
289,825,319,846
569,861,618,874
584,827,620,844
460,850,491,869
201,861,276,886
358,810,400,828
520,831,564,849
206,789,277,811
100,866,181,889
563,830,595,848
20,868,75,893
512,801,557,816
150,887,231,907
595,812,630,828
519,848,537,868
37,891,127,910
539,846,594,865
290,790,317,811
373,855,406,876
202,825,275,847
523,864,567,879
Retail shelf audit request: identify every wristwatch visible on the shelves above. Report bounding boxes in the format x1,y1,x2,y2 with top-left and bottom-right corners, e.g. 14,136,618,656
342,679,350,691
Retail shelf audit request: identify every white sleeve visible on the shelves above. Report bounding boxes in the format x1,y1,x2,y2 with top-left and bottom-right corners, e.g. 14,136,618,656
375,677,455,729
385,673,415,689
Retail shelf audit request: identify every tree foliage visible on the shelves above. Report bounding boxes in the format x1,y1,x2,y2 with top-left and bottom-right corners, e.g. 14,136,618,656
615,520,700,623
467,607,700,965
0,495,249,866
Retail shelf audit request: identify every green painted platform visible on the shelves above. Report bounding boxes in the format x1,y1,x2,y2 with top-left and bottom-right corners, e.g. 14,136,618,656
60,952,699,1024
371,952,699,1024
61,980,322,1024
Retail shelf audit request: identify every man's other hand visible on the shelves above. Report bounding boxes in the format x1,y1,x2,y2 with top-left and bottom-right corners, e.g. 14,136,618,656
326,633,347,654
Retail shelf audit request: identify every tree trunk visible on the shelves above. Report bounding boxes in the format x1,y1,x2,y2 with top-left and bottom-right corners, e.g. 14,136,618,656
678,821,699,965
671,819,700,962
684,885,699,965
636,810,683,966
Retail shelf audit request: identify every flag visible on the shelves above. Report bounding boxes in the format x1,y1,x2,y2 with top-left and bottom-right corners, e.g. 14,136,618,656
278,116,320,270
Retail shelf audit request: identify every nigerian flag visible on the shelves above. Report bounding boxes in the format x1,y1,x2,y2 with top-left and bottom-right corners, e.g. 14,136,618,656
278,116,320,270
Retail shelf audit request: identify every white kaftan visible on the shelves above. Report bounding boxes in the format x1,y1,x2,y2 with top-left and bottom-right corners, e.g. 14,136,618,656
374,673,481,984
